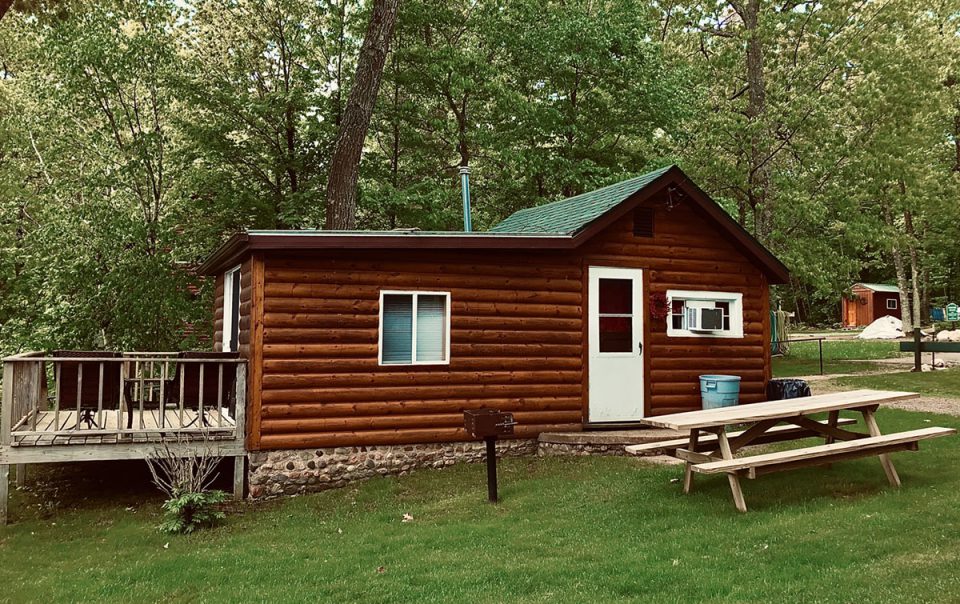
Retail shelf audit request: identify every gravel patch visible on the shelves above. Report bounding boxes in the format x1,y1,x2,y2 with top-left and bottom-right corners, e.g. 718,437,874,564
811,380,960,416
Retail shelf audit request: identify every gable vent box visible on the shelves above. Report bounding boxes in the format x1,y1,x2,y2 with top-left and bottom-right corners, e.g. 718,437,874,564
633,207,654,237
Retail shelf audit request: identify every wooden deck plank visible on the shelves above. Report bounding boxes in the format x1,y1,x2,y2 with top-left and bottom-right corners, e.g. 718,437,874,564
640,390,919,430
10,409,237,448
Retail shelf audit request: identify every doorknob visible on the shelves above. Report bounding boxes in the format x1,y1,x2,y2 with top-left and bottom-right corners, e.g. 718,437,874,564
638,342,643,356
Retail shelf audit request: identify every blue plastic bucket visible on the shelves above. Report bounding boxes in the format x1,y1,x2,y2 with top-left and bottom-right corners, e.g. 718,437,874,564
699,375,741,409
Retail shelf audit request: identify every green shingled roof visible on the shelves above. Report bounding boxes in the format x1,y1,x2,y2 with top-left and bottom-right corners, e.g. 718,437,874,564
857,283,900,293
490,165,674,235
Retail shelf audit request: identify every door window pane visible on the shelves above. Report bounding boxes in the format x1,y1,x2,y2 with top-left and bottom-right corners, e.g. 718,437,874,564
599,317,633,352
382,294,413,364
416,295,447,362
599,279,632,314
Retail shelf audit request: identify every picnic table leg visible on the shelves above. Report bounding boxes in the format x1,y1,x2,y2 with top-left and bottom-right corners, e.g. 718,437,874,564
862,408,901,487
823,410,840,469
716,429,748,513
683,429,699,494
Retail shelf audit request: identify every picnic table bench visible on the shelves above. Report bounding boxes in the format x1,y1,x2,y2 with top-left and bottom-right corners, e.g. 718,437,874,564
626,389,956,512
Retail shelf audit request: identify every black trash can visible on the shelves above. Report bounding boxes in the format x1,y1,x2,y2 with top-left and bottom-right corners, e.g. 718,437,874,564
766,378,811,401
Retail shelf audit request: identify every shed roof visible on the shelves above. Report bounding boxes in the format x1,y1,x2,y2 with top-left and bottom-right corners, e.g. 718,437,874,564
198,165,790,283
855,283,900,293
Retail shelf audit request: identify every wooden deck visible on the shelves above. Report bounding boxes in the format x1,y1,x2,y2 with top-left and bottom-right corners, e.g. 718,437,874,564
1,352,249,524
10,409,236,447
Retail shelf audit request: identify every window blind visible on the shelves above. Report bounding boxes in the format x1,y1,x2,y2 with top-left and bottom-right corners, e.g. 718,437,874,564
415,295,447,362
382,294,413,364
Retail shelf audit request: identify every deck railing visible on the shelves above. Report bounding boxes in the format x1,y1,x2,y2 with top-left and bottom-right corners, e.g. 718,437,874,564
1,352,247,447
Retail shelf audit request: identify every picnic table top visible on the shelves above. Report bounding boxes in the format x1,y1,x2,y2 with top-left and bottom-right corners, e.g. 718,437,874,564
638,389,919,431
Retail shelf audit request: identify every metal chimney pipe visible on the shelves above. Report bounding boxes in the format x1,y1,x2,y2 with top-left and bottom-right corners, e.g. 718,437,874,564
459,165,472,232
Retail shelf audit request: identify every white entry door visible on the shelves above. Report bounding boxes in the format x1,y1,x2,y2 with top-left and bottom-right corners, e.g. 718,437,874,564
588,266,645,422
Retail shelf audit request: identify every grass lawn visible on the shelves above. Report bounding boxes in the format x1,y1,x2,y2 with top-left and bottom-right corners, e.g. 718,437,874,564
773,339,903,377
2,409,960,603
832,367,960,399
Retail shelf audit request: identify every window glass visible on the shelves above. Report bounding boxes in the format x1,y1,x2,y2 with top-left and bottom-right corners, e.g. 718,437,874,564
416,295,447,362
599,279,632,314
671,300,685,330
599,316,633,353
382,294,414,364
599,278,633,353
222,267,241,353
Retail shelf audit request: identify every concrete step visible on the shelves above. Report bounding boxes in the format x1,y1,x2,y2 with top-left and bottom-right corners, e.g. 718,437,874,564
538,429,686,447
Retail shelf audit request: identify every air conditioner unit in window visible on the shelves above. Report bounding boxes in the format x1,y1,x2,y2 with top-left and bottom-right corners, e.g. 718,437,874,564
687,306,725,332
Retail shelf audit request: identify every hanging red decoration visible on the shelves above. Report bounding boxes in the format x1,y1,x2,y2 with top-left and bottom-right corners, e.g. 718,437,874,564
650,291,670,322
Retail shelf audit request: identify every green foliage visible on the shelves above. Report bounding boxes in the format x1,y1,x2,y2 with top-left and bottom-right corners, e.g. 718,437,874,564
2,0,960,348
158,489,228,535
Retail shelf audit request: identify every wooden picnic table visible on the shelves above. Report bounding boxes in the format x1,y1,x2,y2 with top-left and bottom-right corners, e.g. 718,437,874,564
627,389,956,512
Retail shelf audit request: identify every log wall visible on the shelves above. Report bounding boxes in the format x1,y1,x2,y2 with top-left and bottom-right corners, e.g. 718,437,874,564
255,251,585,449
220,190,773,450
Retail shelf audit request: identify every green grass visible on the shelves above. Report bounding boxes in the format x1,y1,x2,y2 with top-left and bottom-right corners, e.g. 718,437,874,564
831,367,960,398
2,409,960,603
773,339,903,377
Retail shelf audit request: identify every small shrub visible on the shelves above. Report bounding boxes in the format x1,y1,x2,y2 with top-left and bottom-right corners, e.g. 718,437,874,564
158,490,228,534
147,437,228,534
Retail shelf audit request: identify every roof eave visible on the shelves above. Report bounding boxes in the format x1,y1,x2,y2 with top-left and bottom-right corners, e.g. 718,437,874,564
197,232,250,276
198,232,575,275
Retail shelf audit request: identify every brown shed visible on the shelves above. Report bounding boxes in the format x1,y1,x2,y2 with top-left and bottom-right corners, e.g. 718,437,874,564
199,165,789,453
842,283,901,328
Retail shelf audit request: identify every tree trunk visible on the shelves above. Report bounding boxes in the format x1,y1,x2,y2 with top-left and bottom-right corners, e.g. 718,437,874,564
0,0,12,21
904,210,922,327
324,0,400,230
739,0,771,243
884,204,912,333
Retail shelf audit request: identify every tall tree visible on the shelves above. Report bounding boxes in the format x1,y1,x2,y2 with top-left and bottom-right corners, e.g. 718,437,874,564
324,0,399,229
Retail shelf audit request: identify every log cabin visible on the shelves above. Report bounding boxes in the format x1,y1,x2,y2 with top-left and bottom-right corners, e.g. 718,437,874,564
198,165,790,496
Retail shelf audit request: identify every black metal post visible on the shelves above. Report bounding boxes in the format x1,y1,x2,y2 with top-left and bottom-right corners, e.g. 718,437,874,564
485,436,498,503
818,338,824,375
914,327,922,372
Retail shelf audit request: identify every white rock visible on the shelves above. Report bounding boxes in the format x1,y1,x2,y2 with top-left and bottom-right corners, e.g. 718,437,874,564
936,329,960,342
858,315,903,340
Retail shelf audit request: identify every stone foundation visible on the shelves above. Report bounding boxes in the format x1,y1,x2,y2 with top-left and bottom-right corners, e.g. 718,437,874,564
247,439,538,499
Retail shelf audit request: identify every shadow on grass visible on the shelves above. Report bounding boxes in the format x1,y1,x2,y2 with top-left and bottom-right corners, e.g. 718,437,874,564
10,458,239,523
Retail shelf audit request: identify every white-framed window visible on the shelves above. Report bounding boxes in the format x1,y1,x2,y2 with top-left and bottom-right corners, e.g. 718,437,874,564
886,298,898,310
667,290,744,338
379,291,451,365
222,265,241,352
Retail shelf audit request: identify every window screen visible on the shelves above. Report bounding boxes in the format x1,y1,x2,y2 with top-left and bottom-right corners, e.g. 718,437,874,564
381,294,414,364
381,292,449,364
598,278,633,353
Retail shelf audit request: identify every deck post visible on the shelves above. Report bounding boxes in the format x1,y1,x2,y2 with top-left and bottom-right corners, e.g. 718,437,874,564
15,464,25,488
233,455,245,501
0,464,7,525
2,361,15,525
233,363,247,501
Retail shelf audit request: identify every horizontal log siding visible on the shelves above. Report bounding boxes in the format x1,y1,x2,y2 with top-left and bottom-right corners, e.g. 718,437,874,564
257,251,584,449
580,192,771,416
